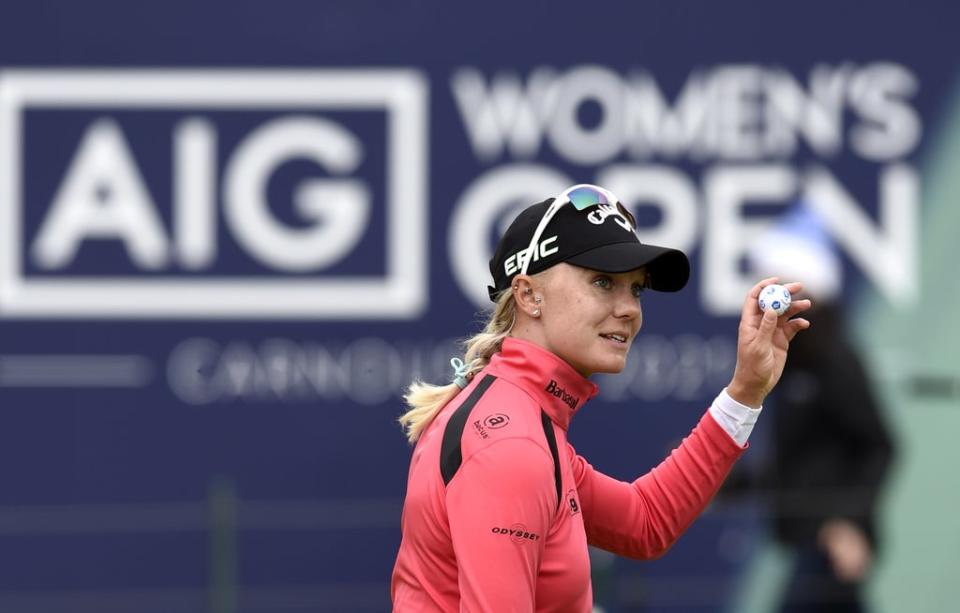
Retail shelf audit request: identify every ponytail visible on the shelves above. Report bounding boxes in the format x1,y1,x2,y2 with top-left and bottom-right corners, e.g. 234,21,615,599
398,290,517,444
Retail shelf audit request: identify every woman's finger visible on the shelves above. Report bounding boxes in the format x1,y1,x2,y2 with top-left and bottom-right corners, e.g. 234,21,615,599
781,281,805,296
781,298,813,319
783,318,811,342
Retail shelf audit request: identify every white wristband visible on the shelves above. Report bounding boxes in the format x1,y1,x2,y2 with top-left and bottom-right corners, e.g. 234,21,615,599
709,387,762,447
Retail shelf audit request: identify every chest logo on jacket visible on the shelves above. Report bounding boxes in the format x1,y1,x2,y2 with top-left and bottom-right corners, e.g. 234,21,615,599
472,413,510,439
566,488,581,516
483,414,510,429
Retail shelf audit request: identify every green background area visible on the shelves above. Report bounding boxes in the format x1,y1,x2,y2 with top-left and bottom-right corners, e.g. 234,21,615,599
857,77,960,612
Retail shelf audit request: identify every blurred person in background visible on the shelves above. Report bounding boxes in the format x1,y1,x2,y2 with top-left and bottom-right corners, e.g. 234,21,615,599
390,184,813,612
749,204,896,612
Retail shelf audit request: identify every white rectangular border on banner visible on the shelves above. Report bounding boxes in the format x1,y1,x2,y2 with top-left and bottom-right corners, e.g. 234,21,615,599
0,69,428,319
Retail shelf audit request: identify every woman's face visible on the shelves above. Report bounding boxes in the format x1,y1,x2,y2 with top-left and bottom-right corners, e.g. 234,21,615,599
531,263,645,377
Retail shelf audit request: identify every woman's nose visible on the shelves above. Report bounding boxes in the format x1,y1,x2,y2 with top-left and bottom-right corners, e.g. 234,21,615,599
613,288,641,320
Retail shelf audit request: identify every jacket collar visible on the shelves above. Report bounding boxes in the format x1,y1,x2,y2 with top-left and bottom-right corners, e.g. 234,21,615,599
486,337,599,430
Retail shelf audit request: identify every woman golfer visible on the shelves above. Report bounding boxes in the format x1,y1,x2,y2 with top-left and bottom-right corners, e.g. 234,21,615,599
391,184,811,612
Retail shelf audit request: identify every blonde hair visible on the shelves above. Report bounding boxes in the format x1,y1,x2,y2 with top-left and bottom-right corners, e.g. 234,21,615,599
398,289,517,444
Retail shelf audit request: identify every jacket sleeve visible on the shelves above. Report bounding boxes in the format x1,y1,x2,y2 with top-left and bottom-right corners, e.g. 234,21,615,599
573,411,745,559
446,437,556,612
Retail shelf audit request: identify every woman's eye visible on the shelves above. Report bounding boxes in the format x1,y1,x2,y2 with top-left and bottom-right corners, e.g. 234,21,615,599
631,284,645,298
593,276,612,289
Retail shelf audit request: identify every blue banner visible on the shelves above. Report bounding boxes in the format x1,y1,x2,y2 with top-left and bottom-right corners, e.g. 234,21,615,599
1,1,956,611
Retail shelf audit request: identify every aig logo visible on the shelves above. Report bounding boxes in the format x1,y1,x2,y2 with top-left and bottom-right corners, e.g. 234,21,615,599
0,69,427,319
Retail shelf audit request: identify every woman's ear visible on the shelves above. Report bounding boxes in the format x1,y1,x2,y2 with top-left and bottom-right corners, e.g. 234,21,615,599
511,275,541,318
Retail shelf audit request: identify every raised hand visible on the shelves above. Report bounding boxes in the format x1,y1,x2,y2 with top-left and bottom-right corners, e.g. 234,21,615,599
727,277,812,408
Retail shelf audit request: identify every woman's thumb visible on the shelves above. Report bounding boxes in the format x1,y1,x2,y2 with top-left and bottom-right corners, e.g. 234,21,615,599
759,307,778,339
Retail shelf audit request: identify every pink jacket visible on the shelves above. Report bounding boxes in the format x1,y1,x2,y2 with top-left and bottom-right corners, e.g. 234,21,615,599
392,337,745,612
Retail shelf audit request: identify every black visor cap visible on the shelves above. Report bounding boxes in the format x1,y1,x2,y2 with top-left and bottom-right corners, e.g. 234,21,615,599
565,242,690,292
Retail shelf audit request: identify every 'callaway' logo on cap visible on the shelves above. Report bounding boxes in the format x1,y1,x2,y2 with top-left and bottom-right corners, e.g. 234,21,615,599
587,203,633,232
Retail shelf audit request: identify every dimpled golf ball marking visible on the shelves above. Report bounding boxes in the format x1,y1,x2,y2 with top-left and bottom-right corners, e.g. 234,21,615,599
758,284,792,316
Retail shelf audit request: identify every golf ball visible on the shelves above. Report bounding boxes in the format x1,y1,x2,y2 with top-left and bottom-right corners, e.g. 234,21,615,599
758,284,792,316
